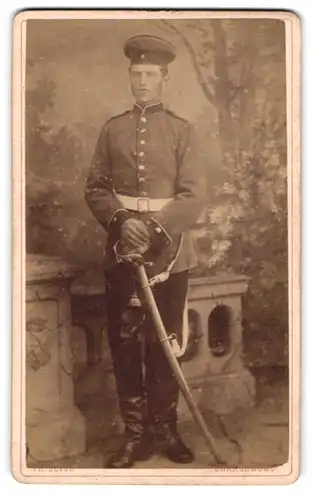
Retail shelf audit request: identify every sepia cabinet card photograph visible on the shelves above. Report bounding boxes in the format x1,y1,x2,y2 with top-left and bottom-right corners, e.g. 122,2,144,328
11,9,301,485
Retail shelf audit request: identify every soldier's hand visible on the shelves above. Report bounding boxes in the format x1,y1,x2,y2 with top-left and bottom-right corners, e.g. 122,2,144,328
121,218,150,250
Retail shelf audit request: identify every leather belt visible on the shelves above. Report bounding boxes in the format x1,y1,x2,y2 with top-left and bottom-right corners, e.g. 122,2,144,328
116,193,173,213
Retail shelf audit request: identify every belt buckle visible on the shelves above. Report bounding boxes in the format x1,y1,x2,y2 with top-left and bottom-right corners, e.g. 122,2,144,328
137,198,150,213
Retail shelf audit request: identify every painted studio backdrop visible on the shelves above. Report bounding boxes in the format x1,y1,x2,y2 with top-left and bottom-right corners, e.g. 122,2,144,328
25,18,288,468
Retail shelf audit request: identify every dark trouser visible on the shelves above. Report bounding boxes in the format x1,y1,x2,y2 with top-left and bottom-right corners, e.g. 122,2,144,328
105,263,188,441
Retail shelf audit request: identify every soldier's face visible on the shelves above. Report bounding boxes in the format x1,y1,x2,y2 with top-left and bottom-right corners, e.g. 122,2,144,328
129,64,167,104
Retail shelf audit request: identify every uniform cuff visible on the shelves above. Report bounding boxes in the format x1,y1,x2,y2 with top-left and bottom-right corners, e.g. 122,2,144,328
145,217,172,254
107,209,132,236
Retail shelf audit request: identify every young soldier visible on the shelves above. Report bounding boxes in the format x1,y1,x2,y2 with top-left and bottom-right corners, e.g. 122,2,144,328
85,34,206,468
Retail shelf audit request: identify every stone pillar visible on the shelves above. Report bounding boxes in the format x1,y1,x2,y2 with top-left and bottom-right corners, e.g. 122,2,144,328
26,254,85,463
178,274,256,420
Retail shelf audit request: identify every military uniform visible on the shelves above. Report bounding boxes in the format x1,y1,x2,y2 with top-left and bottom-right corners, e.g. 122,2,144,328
85,35,206,468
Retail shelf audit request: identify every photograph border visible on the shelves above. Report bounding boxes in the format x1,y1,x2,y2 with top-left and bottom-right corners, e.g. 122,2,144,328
11,8,301,485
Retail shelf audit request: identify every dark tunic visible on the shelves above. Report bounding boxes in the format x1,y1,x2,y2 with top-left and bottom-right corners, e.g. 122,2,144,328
85,101,206,273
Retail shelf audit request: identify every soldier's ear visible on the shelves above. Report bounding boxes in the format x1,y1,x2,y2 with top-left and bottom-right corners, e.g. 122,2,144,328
160,65,169,82
162,71,169,83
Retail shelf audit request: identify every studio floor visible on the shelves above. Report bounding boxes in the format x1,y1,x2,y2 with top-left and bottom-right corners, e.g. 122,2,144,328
27,365,289,471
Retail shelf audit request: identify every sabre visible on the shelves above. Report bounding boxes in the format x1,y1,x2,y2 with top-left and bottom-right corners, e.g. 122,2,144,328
113,238,226,465
135,262,226,465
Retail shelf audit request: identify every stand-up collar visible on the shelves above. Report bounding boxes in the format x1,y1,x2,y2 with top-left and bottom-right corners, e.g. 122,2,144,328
133,101,163,115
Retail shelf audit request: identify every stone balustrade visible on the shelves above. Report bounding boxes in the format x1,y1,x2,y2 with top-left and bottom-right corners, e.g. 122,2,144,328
177,275,256,419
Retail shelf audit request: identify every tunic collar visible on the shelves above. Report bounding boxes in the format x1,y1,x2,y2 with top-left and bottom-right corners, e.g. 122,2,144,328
133,100,163,115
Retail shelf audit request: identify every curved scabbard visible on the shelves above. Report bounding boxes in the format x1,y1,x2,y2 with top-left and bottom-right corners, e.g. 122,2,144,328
136,264,225,465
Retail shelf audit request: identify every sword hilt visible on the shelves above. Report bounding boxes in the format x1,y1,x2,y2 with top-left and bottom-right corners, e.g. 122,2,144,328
113,240,152,267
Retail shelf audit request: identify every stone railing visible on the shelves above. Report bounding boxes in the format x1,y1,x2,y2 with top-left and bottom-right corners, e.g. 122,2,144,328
178,274,256,418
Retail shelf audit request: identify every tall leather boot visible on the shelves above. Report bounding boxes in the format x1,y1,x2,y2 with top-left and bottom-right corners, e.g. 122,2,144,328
106,396,152,468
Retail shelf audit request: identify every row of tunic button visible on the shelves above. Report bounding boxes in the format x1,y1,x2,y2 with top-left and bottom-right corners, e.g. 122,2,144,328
137,115,148,197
